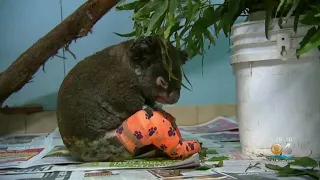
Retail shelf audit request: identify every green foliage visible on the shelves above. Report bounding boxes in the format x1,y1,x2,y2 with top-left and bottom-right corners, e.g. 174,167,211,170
265,156,320,179
207,156,229,162
115,0,320,62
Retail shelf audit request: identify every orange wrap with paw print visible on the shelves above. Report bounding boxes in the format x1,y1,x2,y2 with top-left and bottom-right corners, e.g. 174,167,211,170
115,109,201,159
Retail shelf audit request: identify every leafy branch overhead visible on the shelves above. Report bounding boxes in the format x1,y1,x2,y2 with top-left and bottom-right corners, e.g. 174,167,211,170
115,0,320,60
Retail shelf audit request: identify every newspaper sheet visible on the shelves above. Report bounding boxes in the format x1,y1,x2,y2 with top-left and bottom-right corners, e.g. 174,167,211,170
0,170,155,180
178,116,238,133
207,159,320,174
82,170,157,180
199,131,239,142
0,171,84,180
0,133,49,148
0,134,53,169
225,171,315,180
0,153,200,175
31,129,81,166
204,148,245,161
148,169,236,180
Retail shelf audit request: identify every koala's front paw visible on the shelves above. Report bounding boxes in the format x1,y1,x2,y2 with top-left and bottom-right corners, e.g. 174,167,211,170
142,105,154,119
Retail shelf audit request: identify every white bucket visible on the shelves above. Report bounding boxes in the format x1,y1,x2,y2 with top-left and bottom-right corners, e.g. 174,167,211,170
230,12,320,158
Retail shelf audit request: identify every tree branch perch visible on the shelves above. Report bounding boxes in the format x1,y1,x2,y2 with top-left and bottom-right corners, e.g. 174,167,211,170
0,0,120,106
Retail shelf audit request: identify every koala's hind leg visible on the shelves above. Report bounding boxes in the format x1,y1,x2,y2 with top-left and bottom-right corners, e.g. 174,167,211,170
115,110,201,160
64,131,134,162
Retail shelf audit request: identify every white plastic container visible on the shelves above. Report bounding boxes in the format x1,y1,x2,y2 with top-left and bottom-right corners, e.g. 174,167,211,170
230,12,320,158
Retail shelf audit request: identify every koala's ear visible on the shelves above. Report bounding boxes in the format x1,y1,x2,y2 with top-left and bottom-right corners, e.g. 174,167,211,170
179,49,189,65
129,36,158,66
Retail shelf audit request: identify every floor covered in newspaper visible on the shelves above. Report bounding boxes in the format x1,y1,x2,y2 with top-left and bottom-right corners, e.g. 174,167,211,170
0,116,318,180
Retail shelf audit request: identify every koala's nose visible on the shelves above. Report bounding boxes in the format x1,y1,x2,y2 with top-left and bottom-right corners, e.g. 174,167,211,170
167,90,180,104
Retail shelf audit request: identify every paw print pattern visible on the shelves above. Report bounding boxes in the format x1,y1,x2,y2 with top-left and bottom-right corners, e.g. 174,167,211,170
116,125,124,134
167,127,176,137
188,142,195,151
178,140,183,146
145,113,152,120
160,144,168,151
170,152,178,156
148,127,157,136
186,145,189,151
134,131,144,140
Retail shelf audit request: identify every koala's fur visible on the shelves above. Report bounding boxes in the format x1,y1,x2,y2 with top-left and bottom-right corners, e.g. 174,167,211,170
56,36,188,162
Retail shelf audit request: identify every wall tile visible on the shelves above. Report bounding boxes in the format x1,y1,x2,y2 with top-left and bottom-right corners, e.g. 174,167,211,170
0,113,25,134
26,111,58,134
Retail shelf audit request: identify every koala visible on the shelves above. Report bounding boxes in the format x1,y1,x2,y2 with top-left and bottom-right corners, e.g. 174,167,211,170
56,36,188,162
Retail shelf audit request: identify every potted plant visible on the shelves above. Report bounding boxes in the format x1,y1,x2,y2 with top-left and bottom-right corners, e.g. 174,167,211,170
114,0,320,158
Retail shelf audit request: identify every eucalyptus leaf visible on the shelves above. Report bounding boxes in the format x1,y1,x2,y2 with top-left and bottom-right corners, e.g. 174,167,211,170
181,83,192,91
265,164,285,170
133,0,161,18
169,24,183,39
289,157,319,168
195,165,211,170
174,32,180,48
201,54,205,76
297,27,320,55
265,0,278,39
116,1,136,11
202,7,216,27
275,0,286,18
185,0,194,25
145,0,168,36
113,31,136,37
293,0,305,33
207,149,218,154
151,13,166,35
203,29,216,46
134,0,150,13
164,0,179,38
207,156,229,162
300,13,320,25
182,68,193,91
216,160,224,167
282,0,300,25
228,0,240,19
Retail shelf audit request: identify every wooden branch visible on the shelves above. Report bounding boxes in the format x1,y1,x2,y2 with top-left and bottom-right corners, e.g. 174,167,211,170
0,0,120,106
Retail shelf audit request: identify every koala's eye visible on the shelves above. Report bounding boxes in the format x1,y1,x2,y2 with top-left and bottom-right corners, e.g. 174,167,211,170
135,68,141,75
